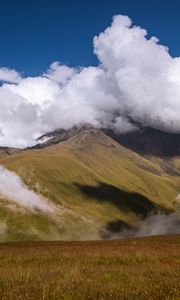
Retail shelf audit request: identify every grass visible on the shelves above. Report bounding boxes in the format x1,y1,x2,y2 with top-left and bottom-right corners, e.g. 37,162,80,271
0,129,180,241
0,235,179,299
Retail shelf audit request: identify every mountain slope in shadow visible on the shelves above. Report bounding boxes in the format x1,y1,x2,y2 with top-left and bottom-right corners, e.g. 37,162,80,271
74,181,162,217
103,127,180,157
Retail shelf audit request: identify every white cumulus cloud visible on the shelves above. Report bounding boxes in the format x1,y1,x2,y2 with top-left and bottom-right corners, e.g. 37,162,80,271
0,67,21,83
1,15,180,147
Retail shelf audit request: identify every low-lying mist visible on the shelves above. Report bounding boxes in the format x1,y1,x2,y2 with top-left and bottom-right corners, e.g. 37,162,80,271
0,166,54,213
137,212,180,237
0,166,179,240
103,212,180,240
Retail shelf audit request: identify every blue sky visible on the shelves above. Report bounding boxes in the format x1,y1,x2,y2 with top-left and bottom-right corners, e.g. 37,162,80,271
1,1,180,147
0,0,179,76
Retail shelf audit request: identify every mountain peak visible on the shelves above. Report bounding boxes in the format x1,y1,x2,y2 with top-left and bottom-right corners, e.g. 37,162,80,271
31,124,180,157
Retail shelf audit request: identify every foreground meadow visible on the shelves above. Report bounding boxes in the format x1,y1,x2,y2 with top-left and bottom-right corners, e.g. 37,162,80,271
0,235,179,300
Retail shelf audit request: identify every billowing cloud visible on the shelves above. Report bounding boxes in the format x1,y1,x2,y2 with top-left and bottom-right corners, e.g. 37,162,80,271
94,15,180,132
0,67,21,83
44,61,77,84
1,15,180,147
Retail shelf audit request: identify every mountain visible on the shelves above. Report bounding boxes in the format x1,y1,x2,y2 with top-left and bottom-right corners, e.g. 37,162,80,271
0,147,21,158
103,127,180,157
30,124,95,149
33,124,180,157
0,126,180,241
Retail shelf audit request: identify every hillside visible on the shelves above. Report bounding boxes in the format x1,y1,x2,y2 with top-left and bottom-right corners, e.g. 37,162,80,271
0,127,180,241
0,147,21,158
104,126,180,157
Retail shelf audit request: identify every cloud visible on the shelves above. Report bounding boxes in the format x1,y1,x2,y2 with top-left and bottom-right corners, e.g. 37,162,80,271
135,213,180,237
44,61,77,85
0,67,21,83
102,212,180,239
94,15,180,132
0,166,54,212
1,15,180,147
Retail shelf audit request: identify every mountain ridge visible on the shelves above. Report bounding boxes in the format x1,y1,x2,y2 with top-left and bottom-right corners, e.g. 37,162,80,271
0,147,22,158
0,125,179,241
2,124,180,158
28,124,180,157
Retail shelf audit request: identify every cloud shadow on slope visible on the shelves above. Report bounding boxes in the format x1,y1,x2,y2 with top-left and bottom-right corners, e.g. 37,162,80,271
74,181,169,238
74,181,161,217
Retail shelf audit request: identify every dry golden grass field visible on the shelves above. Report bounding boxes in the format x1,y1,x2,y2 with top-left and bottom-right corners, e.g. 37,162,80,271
0,235,179,300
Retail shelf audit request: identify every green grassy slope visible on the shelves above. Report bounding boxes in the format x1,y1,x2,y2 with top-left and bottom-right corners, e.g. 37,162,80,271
0,129,179,241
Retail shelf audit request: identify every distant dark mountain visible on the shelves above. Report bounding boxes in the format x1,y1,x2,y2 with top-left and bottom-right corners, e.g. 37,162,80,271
103,127,180,157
